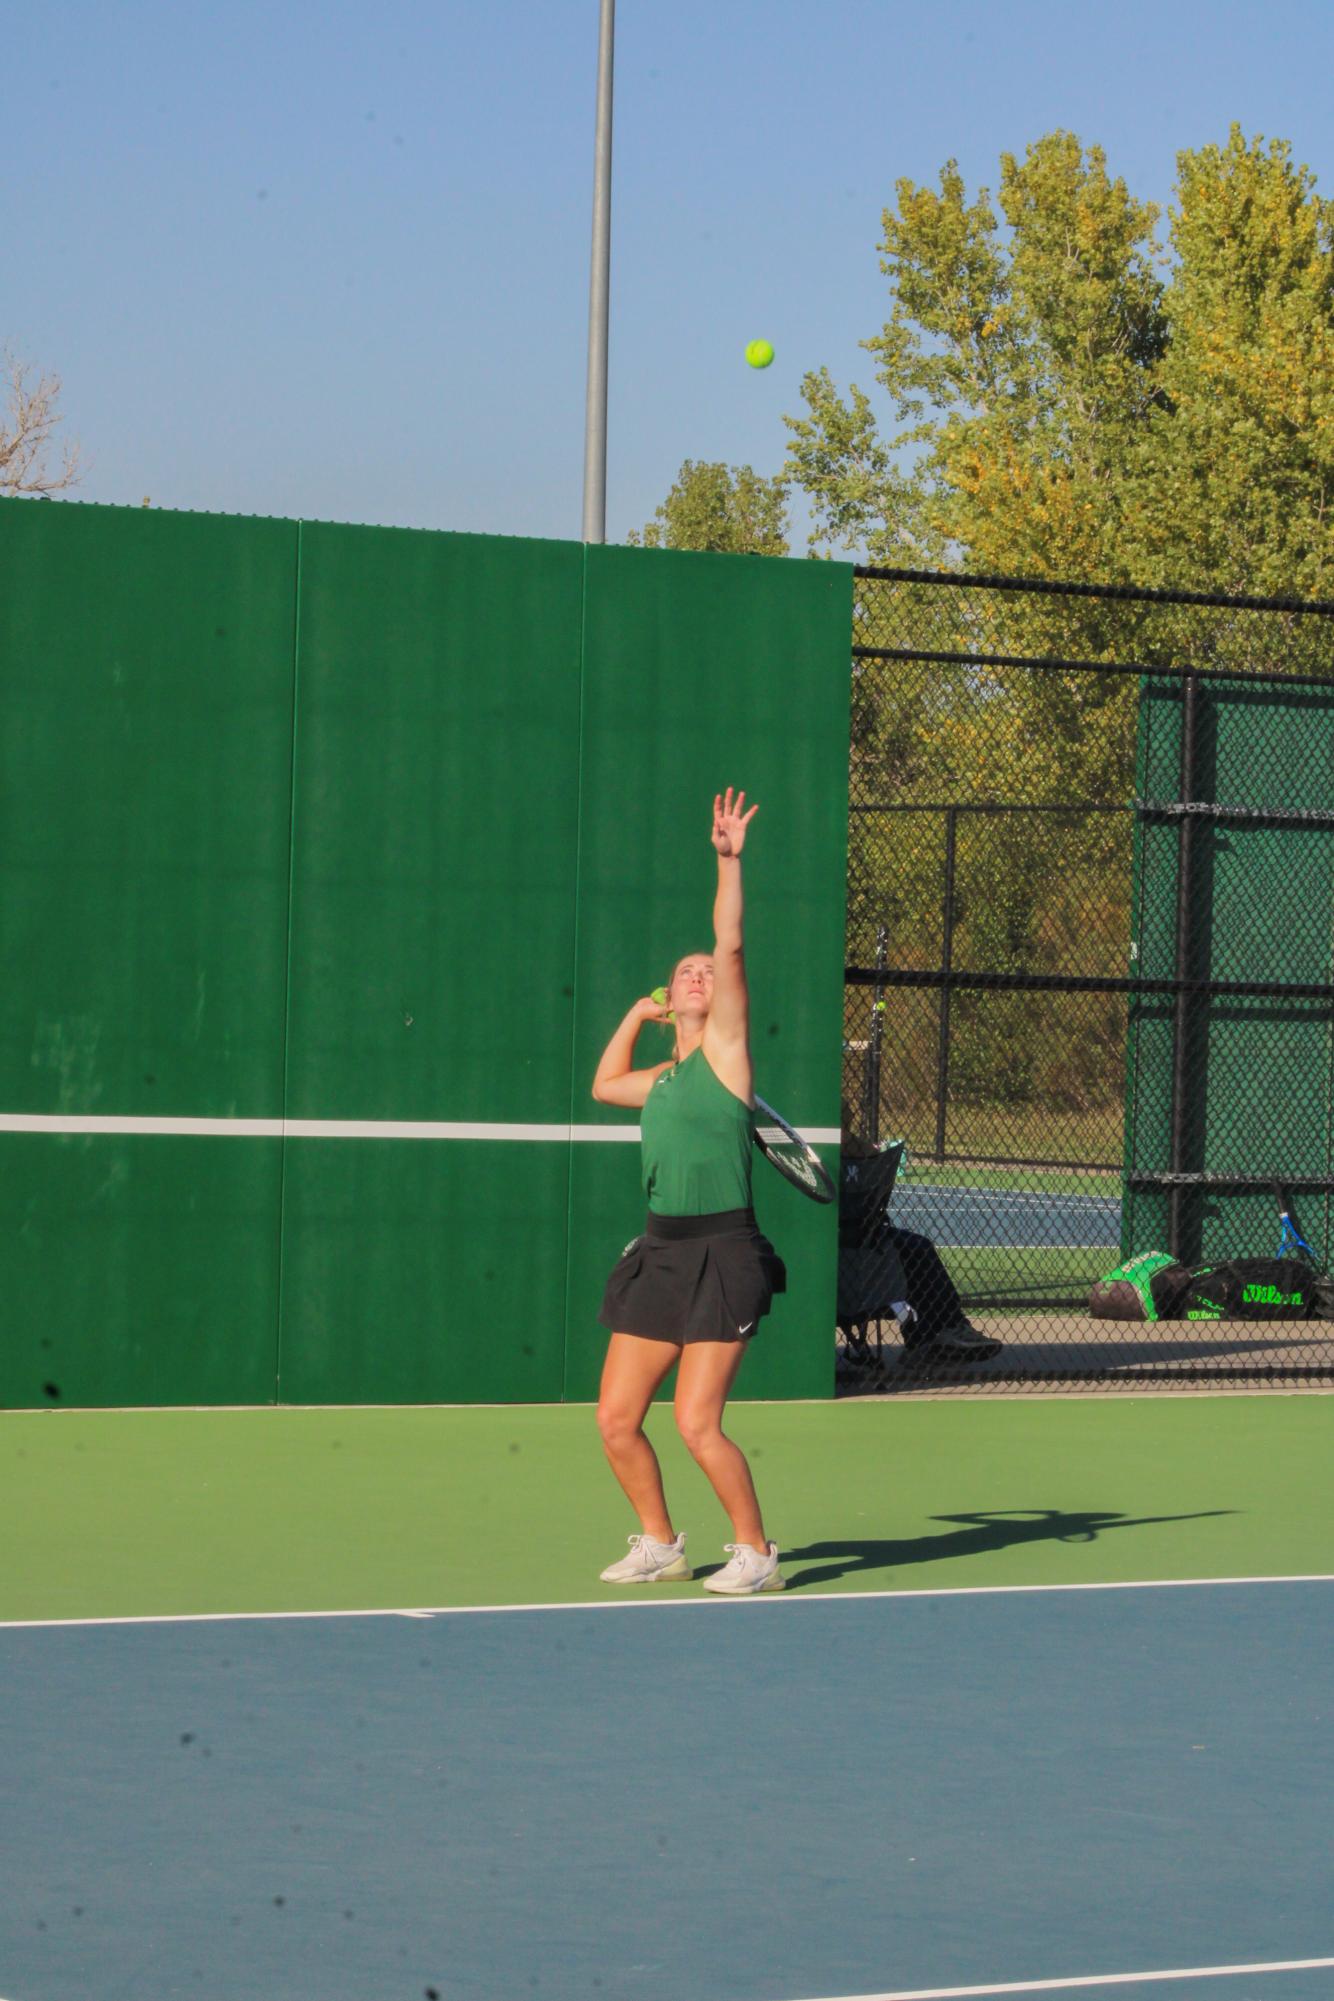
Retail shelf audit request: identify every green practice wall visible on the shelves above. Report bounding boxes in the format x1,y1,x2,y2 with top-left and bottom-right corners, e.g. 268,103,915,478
1122,672,1334,1268
0,501,852,1408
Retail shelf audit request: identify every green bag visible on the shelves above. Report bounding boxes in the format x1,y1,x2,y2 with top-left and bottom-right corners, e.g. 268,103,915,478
1091,1250,1319,1322
1088,1251,1189,1322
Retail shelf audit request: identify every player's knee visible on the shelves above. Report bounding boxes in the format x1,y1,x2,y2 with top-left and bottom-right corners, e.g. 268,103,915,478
596,1401,640,1453
674,1406,724,1459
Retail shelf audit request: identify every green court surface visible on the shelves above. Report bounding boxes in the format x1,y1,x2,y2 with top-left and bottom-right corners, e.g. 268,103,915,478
943,1244,1111,1299
3,1393,1330,1625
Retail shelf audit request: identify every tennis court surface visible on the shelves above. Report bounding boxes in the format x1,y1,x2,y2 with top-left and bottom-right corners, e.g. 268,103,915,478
3,1395,1331,2001
890,1181,1121,1252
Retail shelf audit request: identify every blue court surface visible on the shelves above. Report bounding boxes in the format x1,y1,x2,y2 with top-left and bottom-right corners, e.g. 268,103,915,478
3,1579,1331,2001
891,1186,1120,1252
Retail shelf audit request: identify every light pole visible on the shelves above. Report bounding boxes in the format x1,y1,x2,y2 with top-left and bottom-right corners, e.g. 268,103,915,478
582,0,615,544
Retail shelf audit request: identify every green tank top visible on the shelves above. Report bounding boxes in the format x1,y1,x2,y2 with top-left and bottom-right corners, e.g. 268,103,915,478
640,1047,755,1216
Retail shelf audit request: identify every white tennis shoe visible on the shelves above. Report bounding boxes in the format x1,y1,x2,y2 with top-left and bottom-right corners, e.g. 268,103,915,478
599,1532,692,1584
702,1541,785,1595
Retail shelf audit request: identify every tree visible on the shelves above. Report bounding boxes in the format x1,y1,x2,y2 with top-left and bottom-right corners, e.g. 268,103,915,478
628,458,789,556
783,126,1334,598
791,133,1192,1137
785,132,1168,578
1,348,81,497
1132,131,1334,600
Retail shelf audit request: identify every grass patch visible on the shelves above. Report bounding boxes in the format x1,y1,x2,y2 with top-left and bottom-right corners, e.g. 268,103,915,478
946,1242,1117,1308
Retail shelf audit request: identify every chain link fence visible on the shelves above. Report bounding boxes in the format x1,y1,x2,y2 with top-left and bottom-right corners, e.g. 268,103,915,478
838,567,1334,1393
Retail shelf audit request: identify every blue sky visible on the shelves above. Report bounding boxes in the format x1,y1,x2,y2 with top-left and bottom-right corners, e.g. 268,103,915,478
7,0,1334,547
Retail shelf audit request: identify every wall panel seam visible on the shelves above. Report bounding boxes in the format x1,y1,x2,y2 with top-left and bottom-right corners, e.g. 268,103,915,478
274,520,305,1405
561,546,593,1401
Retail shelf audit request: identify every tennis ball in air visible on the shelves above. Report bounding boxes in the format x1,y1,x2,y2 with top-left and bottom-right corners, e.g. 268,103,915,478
745,338,775,369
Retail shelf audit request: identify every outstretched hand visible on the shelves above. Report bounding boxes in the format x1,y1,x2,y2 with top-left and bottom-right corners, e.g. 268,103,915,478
712,786,758,858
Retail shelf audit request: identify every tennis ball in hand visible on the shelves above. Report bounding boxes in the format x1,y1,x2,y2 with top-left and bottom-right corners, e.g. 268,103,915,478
651,986,675,1022
745,338,774,369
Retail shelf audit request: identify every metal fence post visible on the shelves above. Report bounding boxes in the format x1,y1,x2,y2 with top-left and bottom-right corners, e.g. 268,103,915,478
1169,673,1200,1260
934,806,958,1161
864,922,888,1144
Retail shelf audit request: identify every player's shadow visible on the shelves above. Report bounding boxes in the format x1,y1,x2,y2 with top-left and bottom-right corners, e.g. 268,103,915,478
771,1507,1236,1589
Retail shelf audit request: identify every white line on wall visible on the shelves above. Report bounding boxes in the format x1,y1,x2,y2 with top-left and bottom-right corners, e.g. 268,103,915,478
0,1114,842,1144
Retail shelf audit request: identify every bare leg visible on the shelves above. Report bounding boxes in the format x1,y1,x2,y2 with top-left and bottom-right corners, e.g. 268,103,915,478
597,1333,683,1541
673,1341,767,1552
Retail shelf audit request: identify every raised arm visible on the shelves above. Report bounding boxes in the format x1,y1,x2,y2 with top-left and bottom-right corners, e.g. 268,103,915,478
703,787,759,1073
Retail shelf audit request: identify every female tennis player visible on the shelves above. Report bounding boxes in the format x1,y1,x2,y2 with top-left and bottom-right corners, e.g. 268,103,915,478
591,786,786,1596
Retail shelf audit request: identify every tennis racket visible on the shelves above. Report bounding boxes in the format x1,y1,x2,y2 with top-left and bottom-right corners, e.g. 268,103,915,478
1274,1183,1317,1263
753,1096,836,1204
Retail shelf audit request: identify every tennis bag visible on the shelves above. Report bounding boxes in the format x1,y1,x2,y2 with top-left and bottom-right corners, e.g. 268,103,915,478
1090,1250,1319,1322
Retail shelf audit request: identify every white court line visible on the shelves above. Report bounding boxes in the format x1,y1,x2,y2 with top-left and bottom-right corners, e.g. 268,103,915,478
3,1572,1331,1632
0,1113,842,1144
796,1956,1334,1998
898,1189,1117,1200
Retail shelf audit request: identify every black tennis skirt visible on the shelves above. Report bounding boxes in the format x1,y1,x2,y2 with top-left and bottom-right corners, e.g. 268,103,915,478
598,1207,787,1345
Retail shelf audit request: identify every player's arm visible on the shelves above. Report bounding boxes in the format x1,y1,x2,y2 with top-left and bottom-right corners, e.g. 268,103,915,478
592,999,675,1108
707,859,749,1045
702,788,758,1082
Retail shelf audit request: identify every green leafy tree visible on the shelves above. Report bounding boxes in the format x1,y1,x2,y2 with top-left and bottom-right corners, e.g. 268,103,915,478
784,125,1334,596
801,132,1195,1143
628,459,790,556
786,132,1167,578
1132,131,1334,599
